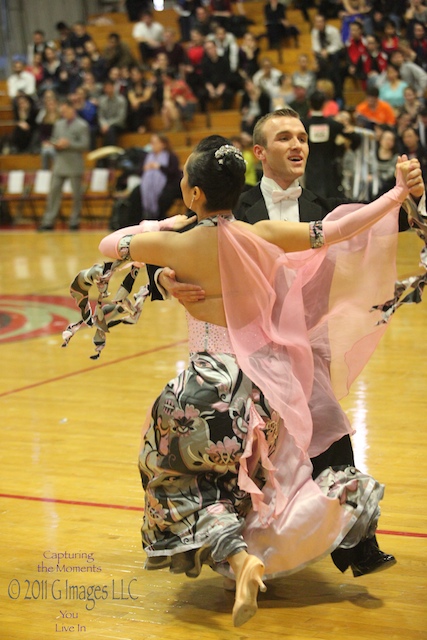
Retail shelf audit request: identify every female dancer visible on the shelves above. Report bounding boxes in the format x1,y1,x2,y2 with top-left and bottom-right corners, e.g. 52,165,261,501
98,136,417,627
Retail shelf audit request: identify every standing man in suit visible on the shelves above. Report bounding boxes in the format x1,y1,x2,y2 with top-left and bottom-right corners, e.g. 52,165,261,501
147,108,425,577
39,99,90,231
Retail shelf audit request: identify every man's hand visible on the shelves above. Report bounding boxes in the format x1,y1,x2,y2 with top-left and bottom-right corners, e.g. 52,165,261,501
158,267,205,304
406,160,425,200
170,214,197,231
396,155,423,194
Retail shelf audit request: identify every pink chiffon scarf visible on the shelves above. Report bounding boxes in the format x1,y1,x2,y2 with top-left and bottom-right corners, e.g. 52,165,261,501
218,204,400,577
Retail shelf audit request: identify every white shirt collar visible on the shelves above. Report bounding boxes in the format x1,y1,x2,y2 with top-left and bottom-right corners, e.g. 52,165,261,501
261,176,301,222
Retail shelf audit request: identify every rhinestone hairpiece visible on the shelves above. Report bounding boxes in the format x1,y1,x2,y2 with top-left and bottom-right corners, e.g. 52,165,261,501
214,144,244,165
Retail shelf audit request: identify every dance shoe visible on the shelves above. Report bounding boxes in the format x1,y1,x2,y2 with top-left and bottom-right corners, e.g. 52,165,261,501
232,555,266,627
351,548,396,577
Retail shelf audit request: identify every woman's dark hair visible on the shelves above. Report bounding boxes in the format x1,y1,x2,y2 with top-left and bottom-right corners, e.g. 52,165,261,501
186,135,246,212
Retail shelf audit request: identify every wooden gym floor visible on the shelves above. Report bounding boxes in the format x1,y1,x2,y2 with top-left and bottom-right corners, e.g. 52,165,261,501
0,227,426,640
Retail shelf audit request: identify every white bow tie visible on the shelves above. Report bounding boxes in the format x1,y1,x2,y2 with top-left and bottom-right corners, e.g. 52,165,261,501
271,186,302,204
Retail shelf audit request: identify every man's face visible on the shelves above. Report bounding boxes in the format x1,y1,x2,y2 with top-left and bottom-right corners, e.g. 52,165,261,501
254,116,309,186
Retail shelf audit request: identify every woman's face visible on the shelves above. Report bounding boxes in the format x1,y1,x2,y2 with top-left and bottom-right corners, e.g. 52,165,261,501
380,131,395,150
150,135,164,154
386,66,399,82
402,129,418,150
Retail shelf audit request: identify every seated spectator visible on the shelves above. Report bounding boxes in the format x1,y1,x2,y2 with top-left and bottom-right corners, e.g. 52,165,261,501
157,28,187,77
80,70,103,103
380,18,400,57
356,33,388,90
70,22,93,59
27,52,45,96
151,52,176,105
252,57,282,104
339,0,373,44
107,66,127,95
98,79,128,146
183,28,205,98
7,57,36,101
132,9,165,66
389,49,427,98
398,125,427,177
378,64,408,113
368,128,399,198
57,47,81,96
401,85,424,123
199,40,236,111
371,0,403,36
316,78,340,115
344,20,368,86
291,53,316,97
271,73,296,110
354,85,397,128
311,13,344,102
39,45,61,95
160,72,198,131
27,29,48,65
71,86,99,150
139,133,183,220
264,0,300,49
124,0,149,22
174,0,201,43
192,6,215,36
126,65,155,133
209,0,233,30
404,0,427,41
238,31,260,81
83,40,108,83
35,90,61,168
239,77,271,134
395,110,415,139
103,32,138,72
9,93,38,153
409,21,427,71
288,83,311,118
55,21,73,51
207,23,242,92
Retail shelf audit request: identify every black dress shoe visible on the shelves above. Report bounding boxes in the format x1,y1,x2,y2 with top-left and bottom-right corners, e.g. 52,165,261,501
351,548,397,577
69,224,80,231
37,224,54,232
331,536,396,577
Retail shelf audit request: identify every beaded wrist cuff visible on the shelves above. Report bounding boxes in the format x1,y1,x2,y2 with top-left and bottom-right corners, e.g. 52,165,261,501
117,235,133,260
309,221,325,249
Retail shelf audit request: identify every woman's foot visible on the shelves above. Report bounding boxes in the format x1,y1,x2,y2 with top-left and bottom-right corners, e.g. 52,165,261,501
232,555,266,627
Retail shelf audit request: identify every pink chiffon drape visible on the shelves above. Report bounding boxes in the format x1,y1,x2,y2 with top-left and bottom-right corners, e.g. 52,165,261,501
218,203,400,577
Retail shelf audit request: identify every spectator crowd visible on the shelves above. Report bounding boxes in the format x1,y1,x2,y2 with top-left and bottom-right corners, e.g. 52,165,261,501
3,0,427,205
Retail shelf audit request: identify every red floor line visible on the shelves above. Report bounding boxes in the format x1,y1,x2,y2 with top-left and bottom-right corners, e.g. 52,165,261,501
0,493,144,512
1,493,426,539
0,339,187,398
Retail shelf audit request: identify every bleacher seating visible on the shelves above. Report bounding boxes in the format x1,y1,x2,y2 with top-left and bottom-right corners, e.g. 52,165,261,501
0,2,366,227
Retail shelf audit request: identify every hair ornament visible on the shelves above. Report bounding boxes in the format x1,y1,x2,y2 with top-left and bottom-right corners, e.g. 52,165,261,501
214,144,244,165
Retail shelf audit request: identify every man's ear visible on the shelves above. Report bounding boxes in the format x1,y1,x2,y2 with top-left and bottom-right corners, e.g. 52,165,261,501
253,144,265,161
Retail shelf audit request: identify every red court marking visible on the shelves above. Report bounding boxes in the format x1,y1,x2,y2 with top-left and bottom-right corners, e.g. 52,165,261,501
0,493,143,512
1,493,426,539
0,339,187,398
